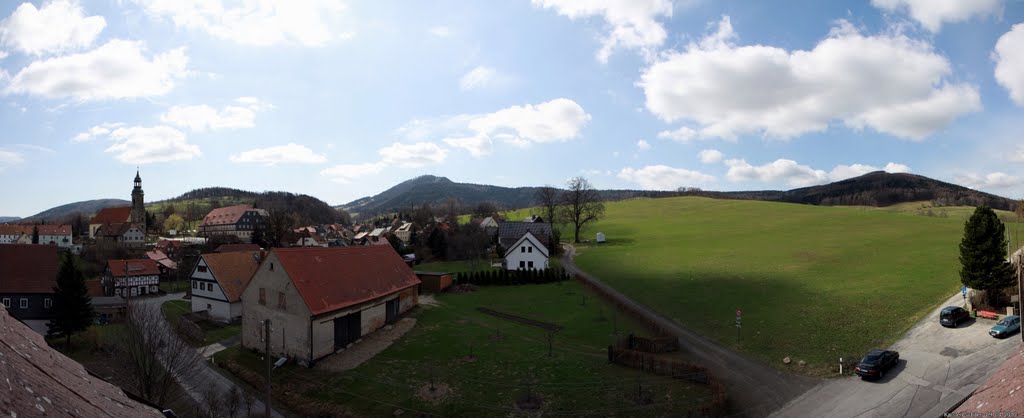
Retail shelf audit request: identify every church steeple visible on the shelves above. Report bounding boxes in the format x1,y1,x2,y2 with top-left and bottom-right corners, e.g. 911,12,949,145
131,169,146,229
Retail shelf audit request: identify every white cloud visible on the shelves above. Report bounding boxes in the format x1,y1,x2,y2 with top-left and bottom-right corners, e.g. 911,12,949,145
72,122,124,142
657,126,700,143
161,98,272,132
994,23,1024,107
5,40,188,101
955,172,1023,190
460,66,497,91
103,125,201,164
429,26,451,38
636,139,650,151
132,0,353,47
871,0,1001,32
532,0,673,63
229,143,326,166
618,165,715,190
724,158,912,187
0,51,7,60
698,149,723,163
1010,146,1024,163
0,149,25,170
378,142,448,168
640,17,981,141
0,0,106,55
410,98,590,157
319,162,385,184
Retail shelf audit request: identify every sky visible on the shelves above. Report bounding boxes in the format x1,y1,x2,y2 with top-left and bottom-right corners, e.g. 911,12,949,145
1,0,1024,217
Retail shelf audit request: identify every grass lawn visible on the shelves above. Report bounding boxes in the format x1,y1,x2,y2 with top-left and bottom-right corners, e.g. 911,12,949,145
161,299,241,346
159,279,190,293
216,281,711,416
569,197,1024,376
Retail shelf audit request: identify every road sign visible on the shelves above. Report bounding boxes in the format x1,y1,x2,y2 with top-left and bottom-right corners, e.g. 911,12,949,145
962,286,967,296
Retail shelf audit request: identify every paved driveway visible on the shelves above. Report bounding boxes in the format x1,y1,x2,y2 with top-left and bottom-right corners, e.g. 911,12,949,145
772,292,1019,418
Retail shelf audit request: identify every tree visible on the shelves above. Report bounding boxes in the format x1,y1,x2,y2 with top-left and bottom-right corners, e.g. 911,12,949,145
387,233,404,254
163,214,185,234
115,302,203,406
263,206,297,248
32,225,39,244
559,177,605,244
46,253,95,349
473,202,499,219
960,206,1016,307
535,186,561,226
162,204,177,218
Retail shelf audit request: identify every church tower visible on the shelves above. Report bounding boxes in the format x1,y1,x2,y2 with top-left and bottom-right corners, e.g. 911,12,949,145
131,170,146,230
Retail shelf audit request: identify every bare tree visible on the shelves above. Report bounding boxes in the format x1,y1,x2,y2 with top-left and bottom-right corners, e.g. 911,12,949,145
225,386,243,418
241,385,256,417
115,302,204,406
202,386,224,418
559,177,605,244
535,186,561,225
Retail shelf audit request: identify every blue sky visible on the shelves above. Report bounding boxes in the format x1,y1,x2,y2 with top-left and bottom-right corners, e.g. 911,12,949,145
1,0,1023,217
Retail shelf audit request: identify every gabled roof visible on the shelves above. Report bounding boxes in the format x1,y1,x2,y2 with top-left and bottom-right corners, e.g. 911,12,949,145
156,239,183,250
504,231,550,258
272,246,420,316
90,206,132,224
498,221,552,248
200,204,266,227
200,251,262,302
0,244,57,294
0,307,164,417
145,251,177,270
95,222,143,237
368,228,387,237
216,243,262,253
36,224,72,235
353,231,368,240
107,259,161,277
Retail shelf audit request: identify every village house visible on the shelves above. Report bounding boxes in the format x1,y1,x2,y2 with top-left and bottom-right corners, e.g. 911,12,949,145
37,224,74,248
392,222,415,245
0,224,32,244
102,259,161,297
504,231,550,270
240,246,420,366
498,221,553,250
190,251,262,322
154,239,183,259
0,244,58,320
198,204,268,243
284,229,329,247
145,250,178,277
95,222,146,248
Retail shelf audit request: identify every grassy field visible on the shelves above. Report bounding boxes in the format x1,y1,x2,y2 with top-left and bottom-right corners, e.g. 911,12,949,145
569,197,1024,376
161,299,240,346
216,281,711,416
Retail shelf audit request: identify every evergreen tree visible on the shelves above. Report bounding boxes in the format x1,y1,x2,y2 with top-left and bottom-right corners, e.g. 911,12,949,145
47,253,95,349
32,225,39,244
960,206,1016,307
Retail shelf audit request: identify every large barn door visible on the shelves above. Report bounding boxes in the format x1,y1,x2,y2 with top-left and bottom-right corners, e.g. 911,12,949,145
386,298,400,324
333,311,362,349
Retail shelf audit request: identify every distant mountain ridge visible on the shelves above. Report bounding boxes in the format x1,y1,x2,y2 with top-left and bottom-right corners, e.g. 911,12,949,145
341,172,1019,218
0,216,21,223
21,199,130,222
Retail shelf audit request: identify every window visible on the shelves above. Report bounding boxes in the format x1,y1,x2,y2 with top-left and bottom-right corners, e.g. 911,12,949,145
19,298,27,309
278,292,286,310
519,261,525,268
198,266,207,273
1,298,9,308
207,304,212,310
192,281,197,289
259,288,266,305
207,283,213,291
521,246,525,253
528,261,534,269
528,247,533,253
270,262,274,271
44,298,52,309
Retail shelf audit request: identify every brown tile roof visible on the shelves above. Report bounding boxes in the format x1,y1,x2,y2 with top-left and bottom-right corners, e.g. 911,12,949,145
84,279,103,297
273,246,420,316
107,259,161,277
90,206,132,224
0,307,164,417
145,251,177,270
155,239,183,250
954,343,1024,414
201,251,262,302
200,204,264,226
0,245,57,294
215,243,262,253
36,224,71,235
0,224,30,235
95,222,143,237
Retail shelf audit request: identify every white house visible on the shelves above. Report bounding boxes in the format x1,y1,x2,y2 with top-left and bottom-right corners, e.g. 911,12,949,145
191,251,262,322
504,231,549,271
37,225,73,249
103,259,160,297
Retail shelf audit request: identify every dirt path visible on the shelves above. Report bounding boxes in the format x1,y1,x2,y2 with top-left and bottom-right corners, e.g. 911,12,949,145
561,244,816,417
315,317,417,372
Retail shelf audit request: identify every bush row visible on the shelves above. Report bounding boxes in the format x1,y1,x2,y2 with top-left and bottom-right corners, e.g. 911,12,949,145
455,267,569,286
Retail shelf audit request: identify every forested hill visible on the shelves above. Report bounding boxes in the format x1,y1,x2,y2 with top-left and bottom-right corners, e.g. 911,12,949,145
21,199,130,222
151,188,347,225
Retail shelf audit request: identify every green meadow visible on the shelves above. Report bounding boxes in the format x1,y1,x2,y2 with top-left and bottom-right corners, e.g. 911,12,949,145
570,197,1023,375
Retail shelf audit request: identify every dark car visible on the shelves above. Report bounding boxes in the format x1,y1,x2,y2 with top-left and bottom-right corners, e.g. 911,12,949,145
939,306,970,327
855,349,900,380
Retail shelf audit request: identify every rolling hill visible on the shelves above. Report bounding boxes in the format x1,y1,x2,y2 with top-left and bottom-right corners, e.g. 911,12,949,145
0,216,21,223
20,199,131,222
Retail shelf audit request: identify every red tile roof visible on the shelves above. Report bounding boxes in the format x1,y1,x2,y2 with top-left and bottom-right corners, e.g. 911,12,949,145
0,224,30,235
36,224,71,235
0,245,57,294
95,222,143,237
145,251,177,270
0,307,164,417
216,243,262,253
90,206,132,224
955,343,1024,414
107,259,161,277
201,251,262,302
200,204,262,226
156,239,183,250
85,279,103,297
272,246,420,316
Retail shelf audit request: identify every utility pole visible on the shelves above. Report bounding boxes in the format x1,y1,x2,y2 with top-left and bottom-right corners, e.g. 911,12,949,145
1018,254,1023,343
264,319,272,418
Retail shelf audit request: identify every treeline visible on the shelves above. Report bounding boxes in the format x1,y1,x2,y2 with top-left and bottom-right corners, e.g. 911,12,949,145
254,192,350,226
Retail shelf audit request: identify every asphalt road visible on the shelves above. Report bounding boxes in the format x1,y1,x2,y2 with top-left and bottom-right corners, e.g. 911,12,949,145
561,244,817,417
772,292,1019,418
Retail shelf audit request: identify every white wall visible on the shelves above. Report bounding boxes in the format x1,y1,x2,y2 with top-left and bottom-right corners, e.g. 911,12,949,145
505,241,549,270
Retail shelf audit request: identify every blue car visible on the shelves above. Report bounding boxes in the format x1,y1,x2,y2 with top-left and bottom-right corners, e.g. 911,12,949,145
989,315,1021,338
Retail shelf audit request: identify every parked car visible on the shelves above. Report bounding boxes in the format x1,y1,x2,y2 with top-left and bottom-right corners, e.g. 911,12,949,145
939,306,970,327
855,349,900,380
989,315,1021,338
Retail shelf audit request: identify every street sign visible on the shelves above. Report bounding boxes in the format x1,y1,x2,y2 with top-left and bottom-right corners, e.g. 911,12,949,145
962,286,967,296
